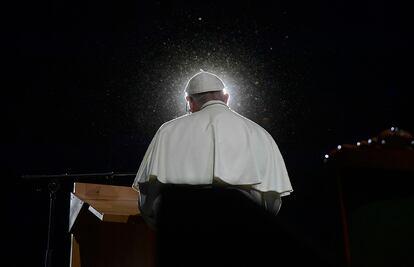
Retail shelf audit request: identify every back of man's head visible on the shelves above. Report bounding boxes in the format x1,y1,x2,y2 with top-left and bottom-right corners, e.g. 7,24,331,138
184,71,229,112
184,70,226,95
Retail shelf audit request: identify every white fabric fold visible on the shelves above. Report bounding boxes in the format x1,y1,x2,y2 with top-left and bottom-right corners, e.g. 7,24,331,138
133,100,293,196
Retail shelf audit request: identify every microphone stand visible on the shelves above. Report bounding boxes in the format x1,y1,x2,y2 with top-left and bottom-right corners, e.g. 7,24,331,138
44,179,59,267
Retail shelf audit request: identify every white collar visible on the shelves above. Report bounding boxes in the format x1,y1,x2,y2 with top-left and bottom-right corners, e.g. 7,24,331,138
200,100,228,110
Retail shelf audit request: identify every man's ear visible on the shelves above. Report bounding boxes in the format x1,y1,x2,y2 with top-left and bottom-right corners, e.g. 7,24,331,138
223,93,230,105
186,96,194,112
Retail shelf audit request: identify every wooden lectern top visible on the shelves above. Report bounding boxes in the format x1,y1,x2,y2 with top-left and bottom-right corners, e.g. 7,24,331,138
69,182,155,267
70,182,140,230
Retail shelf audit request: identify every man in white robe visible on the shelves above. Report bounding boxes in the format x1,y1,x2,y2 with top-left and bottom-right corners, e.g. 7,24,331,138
132,70,293,228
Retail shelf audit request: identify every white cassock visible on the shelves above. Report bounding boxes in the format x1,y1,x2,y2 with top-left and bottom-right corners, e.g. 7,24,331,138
132,100,293,197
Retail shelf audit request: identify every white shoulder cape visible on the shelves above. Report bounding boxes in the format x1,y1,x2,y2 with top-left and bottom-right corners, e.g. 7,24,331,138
132,100,293,196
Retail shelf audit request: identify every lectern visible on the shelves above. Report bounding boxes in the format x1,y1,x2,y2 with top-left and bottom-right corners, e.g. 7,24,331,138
69,182,155,267
325,128,414,266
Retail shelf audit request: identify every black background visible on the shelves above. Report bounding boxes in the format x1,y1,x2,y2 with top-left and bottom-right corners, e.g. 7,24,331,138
3,0,411,266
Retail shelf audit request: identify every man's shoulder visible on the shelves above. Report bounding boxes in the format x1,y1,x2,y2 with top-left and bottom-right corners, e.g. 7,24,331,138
158,114,192,132
229,109,270,134
157,109,273,139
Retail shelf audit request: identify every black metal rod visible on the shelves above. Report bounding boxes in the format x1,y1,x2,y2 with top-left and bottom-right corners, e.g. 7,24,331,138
21,172,136,180
44,180,59,267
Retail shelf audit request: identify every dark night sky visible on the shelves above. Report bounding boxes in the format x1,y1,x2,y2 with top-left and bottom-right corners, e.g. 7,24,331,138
4,0,411,175
3,0,412,265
